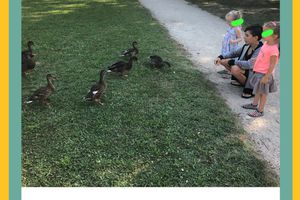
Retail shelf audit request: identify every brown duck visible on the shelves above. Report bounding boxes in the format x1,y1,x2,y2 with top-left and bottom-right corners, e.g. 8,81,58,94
22,41,34,56
22,41,36,76
85,69,107,105
26,74,56,105
107,56,138,76
149,55,171,68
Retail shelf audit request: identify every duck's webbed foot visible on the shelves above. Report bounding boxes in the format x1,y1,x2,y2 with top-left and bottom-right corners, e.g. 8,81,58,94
94,99,104,105
43,99,52,107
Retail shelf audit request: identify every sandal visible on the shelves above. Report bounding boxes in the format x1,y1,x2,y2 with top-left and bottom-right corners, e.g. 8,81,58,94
248,109,264,117
241,93,254,99
242,103,258,110
230,80,242,86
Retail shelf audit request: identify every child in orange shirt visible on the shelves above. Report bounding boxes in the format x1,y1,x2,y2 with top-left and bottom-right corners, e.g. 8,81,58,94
242,21,280,117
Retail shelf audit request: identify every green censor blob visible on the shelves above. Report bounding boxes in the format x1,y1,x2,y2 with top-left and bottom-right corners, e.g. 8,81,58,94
262,29,274,38
231,18,244,27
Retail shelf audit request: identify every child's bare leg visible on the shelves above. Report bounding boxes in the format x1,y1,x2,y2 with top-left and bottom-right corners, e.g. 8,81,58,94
223,65,231,71
231,66,246,85
252,93,260,106
258,94,267,112
224,65,231,71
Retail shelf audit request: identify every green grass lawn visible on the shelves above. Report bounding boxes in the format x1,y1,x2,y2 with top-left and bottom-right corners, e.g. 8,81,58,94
22,0,277,186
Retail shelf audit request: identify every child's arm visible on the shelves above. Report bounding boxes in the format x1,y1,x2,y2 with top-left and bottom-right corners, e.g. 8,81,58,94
230,28,242,44
233,46,261,69
260,55,278,84
221,44,244,59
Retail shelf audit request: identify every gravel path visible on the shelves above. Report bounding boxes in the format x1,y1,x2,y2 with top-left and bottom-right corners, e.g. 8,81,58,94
139,0,280,176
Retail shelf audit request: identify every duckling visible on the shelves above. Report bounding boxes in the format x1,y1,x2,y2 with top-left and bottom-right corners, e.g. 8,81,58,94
107,56,138,76
85,69,107,105
120,41,139,57
149,55,171,68
26,74,56,105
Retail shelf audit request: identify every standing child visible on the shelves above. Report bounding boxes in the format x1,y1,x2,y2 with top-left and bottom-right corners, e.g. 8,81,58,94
242,21,280,117
221,10,243,55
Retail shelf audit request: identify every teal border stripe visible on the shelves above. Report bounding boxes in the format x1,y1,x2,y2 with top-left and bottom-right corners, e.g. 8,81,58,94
9,0,21,200
280,0,292,200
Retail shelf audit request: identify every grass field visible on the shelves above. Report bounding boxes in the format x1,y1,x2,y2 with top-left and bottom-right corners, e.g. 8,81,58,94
22,0,277,186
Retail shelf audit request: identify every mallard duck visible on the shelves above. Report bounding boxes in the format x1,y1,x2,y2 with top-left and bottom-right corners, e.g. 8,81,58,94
149,55,171,68
120,41,139,57
85,69,107,105
22,41,34,56
22,53,36,76
107,56,138,76
26,74,56,105
22,41,36,76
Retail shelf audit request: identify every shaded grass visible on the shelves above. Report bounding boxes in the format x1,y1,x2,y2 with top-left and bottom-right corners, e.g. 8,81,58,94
185,0,279,27
22,0,277,186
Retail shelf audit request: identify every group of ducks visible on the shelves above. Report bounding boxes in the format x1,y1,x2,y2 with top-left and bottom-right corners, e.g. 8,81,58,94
23,41,171,106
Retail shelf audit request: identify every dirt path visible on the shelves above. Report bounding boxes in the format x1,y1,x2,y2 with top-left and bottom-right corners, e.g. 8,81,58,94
139,0,280,176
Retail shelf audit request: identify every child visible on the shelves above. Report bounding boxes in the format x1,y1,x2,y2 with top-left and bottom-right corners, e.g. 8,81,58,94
242,21,280,117
221,10,243,55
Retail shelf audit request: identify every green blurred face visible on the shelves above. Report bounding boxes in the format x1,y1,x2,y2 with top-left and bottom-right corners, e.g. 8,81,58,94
262,26,278,42
231,18,244,27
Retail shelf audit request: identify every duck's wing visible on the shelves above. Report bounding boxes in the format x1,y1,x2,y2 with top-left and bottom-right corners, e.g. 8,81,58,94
22,53,27,65
133,48,139,55
149,56,162,67
85,84,101,100
121,48,134,56
22,50,29,56
93,84,106,99
28,86,48,101
150,59,156,65
25,57,36,70
108,61,126,71
150,55,162,62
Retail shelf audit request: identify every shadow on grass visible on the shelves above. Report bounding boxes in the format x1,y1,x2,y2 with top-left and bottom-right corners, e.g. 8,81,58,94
185,0,279,27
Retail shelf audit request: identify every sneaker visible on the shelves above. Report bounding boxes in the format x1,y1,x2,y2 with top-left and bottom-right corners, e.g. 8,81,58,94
248,109,264,117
